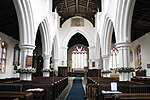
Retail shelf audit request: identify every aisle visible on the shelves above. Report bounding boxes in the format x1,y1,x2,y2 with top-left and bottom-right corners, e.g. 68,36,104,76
66,77,85,100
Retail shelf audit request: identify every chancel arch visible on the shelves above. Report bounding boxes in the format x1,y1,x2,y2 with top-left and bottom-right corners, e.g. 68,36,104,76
60,28,94,67
67,33,89,76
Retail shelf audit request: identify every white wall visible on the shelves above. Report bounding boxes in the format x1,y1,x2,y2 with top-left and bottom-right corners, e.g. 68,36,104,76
0,32,19,79
131,32,150,70
57,17,97,68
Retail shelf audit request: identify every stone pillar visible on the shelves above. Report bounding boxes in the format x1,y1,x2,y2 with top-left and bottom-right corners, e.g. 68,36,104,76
102,55,110,71
116,42,131,81
42,54,51,77
53,58,59,76
19,44,35,68
102,55,110,77
88,46,95,69
19,44,35,81
95,59,100,69
61,47,67,66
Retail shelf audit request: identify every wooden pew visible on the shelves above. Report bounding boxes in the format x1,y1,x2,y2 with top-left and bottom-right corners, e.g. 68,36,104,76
129,85,150,93
11,77,68,100
87,77,147,100
131,77,150,84
0,83,23,92
0,78,19,83
0,91,33,100
112,93,150,100
86,84,98,100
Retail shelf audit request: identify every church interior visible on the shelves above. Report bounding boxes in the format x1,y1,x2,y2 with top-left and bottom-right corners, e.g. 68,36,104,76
0,0,150,100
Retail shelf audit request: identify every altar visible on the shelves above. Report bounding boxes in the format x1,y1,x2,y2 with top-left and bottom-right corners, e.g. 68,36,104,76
73,68,85,77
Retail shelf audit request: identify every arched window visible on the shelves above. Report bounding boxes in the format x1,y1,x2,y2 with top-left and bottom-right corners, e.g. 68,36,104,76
72,44,87,69
136,45,142,68
0,40,7,73
109,47,118,69
13,44,20,67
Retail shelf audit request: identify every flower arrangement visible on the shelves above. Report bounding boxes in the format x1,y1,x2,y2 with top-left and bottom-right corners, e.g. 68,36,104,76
101,70,111,74
135,67,146,72
116,67,135,73
16,68,36,73
41,68,51,72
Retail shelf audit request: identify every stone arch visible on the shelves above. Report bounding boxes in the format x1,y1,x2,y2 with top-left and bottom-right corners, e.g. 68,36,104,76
13,0,52,56
38,19,51,56
62,29,94,48
101,15,114,56
115,0,136,43
100,14,116,72
13,0,35,45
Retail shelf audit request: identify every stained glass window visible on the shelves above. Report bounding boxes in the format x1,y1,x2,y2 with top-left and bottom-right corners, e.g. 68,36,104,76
137,45,142,67
72,44,87,69
0,40,7,73
13,44,20,66
109,47,118,69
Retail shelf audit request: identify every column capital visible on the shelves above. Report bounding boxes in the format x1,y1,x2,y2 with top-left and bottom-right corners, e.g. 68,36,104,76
19,44,36,50
42,55,51,59
101,54,110,59
116,42,131,48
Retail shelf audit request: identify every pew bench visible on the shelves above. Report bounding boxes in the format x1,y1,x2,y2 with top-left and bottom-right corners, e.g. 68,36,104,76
0,91,33,100
101,90,122,100
26,88,45,100
86,84,98,100
112,93,150,100
0,83,23,92
129,85,150,93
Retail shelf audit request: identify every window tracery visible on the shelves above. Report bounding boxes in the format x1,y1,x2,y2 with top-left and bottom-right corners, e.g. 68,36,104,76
0,39,7,73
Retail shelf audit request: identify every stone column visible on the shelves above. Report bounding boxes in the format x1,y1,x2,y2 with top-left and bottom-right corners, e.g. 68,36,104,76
42,54,51,77
116,42,131,81
88,46,95,69
19,44,35,81
95,59,100,69
53,58,59,76
102,55,110,77
61,46,67,66
19,44,35,68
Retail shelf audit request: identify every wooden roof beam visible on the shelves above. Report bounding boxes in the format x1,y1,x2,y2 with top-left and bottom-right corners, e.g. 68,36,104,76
86,0,90,14
75,0,79,13
64,0,69,13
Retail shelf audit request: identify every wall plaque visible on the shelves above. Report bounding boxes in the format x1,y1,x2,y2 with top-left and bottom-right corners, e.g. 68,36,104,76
26,56,32,66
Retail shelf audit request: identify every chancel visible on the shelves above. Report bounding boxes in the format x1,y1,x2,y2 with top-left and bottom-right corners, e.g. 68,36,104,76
0,0,150,100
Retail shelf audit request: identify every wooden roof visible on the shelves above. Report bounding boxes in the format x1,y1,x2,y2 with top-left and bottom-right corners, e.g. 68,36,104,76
0,0,149,47
53,0,101,27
